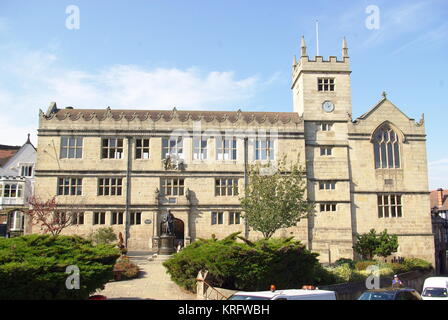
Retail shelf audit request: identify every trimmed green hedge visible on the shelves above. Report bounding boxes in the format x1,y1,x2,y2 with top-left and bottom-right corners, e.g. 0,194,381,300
0,234,120,300
163,233,336,292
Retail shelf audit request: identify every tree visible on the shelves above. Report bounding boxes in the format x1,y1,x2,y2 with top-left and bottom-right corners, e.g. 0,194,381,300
89,227,118,245
240,156,313,239
26,196,79,236
353,229,398,260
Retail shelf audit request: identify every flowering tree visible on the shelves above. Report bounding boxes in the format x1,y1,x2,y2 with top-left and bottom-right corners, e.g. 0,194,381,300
26,196,78,236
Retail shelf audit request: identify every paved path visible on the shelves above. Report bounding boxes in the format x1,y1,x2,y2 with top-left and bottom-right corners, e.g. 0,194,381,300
98,252,196,300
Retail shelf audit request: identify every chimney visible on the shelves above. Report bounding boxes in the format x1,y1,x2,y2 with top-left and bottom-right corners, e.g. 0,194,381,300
437,188,444,208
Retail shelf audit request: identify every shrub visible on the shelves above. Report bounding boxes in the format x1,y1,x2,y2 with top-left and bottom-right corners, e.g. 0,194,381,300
0,234,120,300
403,258,432,272
334,258,356,269
114,256,140,280
326,264,365,283
354,260,378,271
88,227,118,245
163,233,334,292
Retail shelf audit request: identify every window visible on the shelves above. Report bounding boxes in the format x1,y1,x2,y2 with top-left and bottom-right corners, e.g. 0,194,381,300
318,78,335,91
10,211,24,231
60,137,83,159
111,212,124,225
161,178,185,196
53,212,69,225
2,184,22,198
378,194,402,218
215,178,239,196
211,212,224,225
130,212,142,225
93,212,106,225
20,164,33,177
320,147,333,156
71,212,84,225
319,123,333,131
58,178,82,196
216,137,237,160
102,138,124,159
135,138,150,159
193,138,208,160
98,178,123,196
373,125,400,169
319,181,336,190
320,203,337,212
162,137,184,159
255,139,275,161
229,212,241,225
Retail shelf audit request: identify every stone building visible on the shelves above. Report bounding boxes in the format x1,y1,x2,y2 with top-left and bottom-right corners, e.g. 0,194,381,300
430,189,448,274
0,136,36,237
33,38,435,265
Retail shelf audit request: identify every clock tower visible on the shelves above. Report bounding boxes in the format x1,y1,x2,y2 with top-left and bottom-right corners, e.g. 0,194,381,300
292,36,352,121
292,36,355,259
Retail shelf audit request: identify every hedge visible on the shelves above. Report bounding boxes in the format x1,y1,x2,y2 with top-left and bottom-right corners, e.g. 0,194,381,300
163,233,336,292
0,234,120,300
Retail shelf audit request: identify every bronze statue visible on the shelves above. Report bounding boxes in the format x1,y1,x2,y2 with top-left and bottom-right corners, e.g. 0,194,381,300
162,210,175,235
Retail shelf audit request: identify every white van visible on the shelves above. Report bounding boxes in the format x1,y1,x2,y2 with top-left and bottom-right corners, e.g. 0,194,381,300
422,277,448,300
228,289,336,300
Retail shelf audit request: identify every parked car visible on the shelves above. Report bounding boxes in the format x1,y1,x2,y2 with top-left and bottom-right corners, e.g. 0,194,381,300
228,289,336,300
421,277,448,300
358,288,422,300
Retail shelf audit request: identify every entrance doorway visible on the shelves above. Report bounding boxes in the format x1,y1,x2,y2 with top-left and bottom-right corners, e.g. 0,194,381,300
173,218,184,247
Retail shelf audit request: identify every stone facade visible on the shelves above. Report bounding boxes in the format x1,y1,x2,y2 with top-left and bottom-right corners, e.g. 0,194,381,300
32,37,435,265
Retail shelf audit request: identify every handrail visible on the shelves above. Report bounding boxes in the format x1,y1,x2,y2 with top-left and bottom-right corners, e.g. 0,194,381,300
201,279,229,300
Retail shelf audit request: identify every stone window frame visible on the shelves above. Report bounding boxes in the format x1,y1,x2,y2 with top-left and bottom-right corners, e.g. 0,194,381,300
111,211,124,225
215,178,239,196
319,181,336,190
135,138,150,160
378,194,402,218
216,136,237,161
71,212,84,225
211,211,224,225
320,203,337,212
19,163,34,177
57,177,82,196
161,178,185,196
162,136,184,160
60,136,83,159
101,138,124,159
9,211,24,231
228,211,241,225
193,137,208,161
98,178,123,196
319,122,333,132
254,138,276,161
93,212,106,225
130,212,142,225
320,147,333,156
317,77,335,92
372,124,401,169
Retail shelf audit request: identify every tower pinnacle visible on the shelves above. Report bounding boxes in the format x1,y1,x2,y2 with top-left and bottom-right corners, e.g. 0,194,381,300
300,36,307,57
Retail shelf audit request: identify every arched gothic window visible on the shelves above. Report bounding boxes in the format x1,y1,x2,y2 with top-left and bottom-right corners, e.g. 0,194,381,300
373,124,401,169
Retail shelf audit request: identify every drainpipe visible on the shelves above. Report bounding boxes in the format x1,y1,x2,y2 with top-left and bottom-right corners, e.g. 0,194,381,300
124,137,132,248
244,137,249,239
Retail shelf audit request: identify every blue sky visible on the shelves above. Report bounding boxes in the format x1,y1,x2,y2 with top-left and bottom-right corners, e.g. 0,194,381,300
0,0,447,189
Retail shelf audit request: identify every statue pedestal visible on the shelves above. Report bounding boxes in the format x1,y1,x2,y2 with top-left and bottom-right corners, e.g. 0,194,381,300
158,234,175,255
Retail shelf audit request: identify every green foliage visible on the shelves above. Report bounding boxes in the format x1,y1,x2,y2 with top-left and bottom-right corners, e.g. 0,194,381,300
334,258,356,269
0,234,120,300
402,258,433,272
240,156,314,239
353,229,398,260
88,227,118,245
114,256,140,280
163,233,334,292
326,264,365,283
354,260,378,271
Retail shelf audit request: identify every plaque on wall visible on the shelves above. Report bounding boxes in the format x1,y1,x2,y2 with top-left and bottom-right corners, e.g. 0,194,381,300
144,219,152,224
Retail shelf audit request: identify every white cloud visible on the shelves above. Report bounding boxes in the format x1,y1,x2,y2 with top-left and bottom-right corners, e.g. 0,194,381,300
0,44,268,146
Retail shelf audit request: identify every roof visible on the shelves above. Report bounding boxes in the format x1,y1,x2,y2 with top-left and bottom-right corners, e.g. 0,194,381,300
43,107,302,125
430,189,448,211
0,145,21,167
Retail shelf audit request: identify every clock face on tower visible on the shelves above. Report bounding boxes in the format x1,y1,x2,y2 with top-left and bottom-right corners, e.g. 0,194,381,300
322,101,335,113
